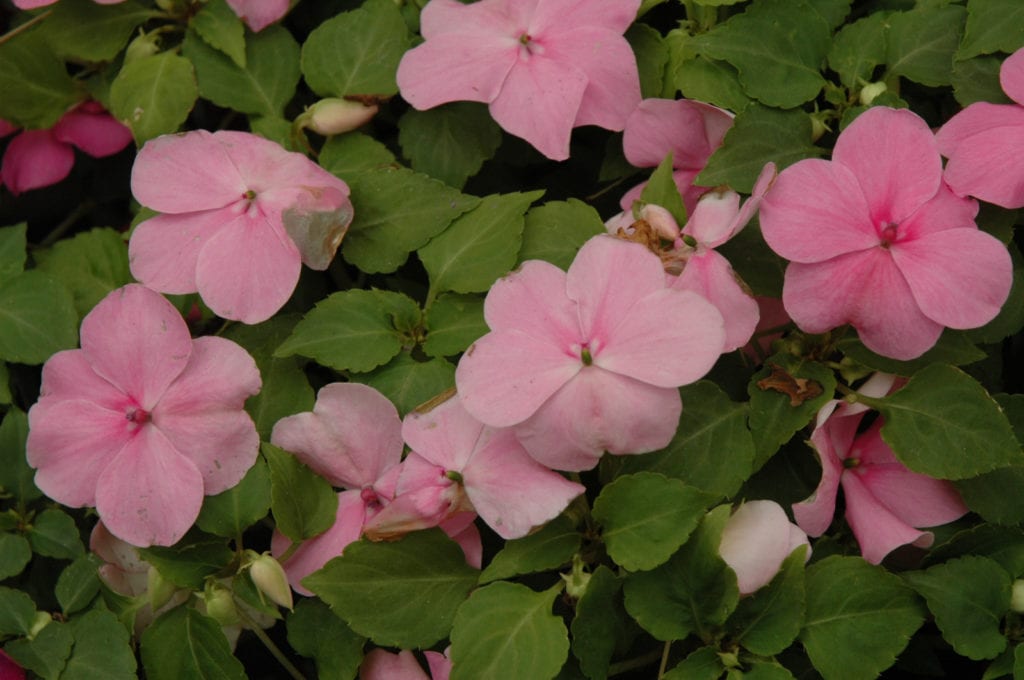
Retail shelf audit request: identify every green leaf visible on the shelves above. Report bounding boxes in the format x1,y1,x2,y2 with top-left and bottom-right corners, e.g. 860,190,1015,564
968,244,1024,343
450,582,569,680
342,167,479,273
63,609,136,680
263,442,338,542
398,102,502,189
190,0,246,68
305,530,479,649
0,271,79,365
518,199,605,270
837,329,986,374
4,620,73,680
276,289,419,372
698,104,823,193
623,506,739,641
27,509,84,560
224,314,315,440
0,408,41,503
905,556,1010,660
423,293,487,358
0,534,31,581
927,524,1024,576
0,31,79,128
141,606,246,680
55,555,102,616
958,0,1024,60
139,535,234,590
956,465,1024,525
747,355,836,470
349,353,456,416
868,364,1023,479
287,598,365,680
480,515,581,584
729,546,806,656
627,23,668,99
638,153,687,225
0,224,27,286
421,190,544,297
692,0,831,108
0,586,37,636
319,133,397,178
571,566,630,680
33,228,132,318
196,458,272,538
828,12,890,88
249,115,297,149
183,25,300,117
593,472,710,572
301,0,411,97
0,363,10,405
43,0,154,63
663,647,723,680
886,6,967,87
110,51,198,143
614,381,755,499
952,55,1012,107
801,556,925,680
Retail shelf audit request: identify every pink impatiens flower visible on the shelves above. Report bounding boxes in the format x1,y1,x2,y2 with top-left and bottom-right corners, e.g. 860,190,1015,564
759,106,1012,360
225,0,290,32
0,102,132,195
0,650,25,680
129,130,353,324
26,284,262,547
793,374,968,565
361,648,451,680
620,97,734,216
718,500,810,596
396,0,642,161
456,235,726,471
937,46,1024,208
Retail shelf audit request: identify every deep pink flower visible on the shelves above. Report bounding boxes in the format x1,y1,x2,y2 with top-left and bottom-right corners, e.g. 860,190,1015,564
26,285,261,547
129,130,353,323
718,500,809,596
619,98,734,216
793,374,968,565
0,650,25,680
759,106,1012,360
396,0,642,161
0,102,131,195
270,384,481,594
361,648,451,680
456,235,725,471
225,0,290,32
937,47,1024,208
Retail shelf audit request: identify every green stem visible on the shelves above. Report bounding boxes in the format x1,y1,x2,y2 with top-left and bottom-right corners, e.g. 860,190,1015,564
234,603,306,680
277,540,303,564
38,200,96,248
606,649,664,677
0,10,53,46
657,641,672,678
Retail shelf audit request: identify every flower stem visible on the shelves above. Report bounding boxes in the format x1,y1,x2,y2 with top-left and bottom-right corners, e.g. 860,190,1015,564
234,602,306,680
38,200,96,248
0,10,53,47
606,648,663,677
658,640,672,678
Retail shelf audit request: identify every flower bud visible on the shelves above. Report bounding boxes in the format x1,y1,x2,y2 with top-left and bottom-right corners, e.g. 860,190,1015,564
124,30,161,65
560,554,591,599
27,611,51,640
249,553,294,611
859,81,887,107
637,204,681,242
202,583,239,626
718,500,810,596
809,112,831,143
147,566,177,612
299,98,379,136
1011,579,1024,613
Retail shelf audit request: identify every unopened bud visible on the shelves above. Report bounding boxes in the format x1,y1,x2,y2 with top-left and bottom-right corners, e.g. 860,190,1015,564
299,98,379,136
147,566,176,612
249,552,294,611
637,204,681,241
1011,579,1024,613
124,30,161,64
859,81,887,107
27,611,51,640
809,112,831,143
560,554,591,599
203,584,239,626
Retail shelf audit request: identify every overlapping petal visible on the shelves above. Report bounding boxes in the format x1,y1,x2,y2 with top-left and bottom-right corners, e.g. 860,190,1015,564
37,350,126,410
1,130,75,195
131,130,247,213
128,209,235,294
52,103,132,158
673,251,759,353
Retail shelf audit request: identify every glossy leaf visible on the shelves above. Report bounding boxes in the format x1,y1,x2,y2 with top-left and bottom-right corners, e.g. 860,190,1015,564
480,515,581,584
0,271,79,365
110,51,198,143
263,443,338,542
349,353,456,416
287,598,365,680
140,606,246,680
399,102,502,189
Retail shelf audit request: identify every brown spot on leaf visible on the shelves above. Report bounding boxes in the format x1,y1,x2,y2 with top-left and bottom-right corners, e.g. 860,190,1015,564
757,363,823,406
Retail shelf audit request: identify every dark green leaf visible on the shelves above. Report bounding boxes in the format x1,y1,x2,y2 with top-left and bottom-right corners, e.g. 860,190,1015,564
952,55,1011,107
927,523,1024,576
593,472,710,572
27,508,84,560
828,12,890,88
0,534,31,580
571,566,629,680
958,0,1024,60
886,6,967,87
0,586,37,636
0,32,79,128
63,609,136,680
957,465,1024,525
319,133,397,178
423,293,487,358
663,647,723,680
0,271,79,365
263,442,338,542
837,329,986,374
349,353,456,416
730,546,806,655
480,515,581,584
141,606,246,680
801,556,925,680
398,103,502,189
4,623,72,679
110,51,197,143
33,228,132,318
43,0,154,63
674,53,751,113
55,555,102,616
196,458,272,537
287,598,365,680
0,224,26,286
518,199,605,270
627,23,668,99
139,535,234,590
638,154,687,225
305,530,478,649
0,408,40,503
450,582,569,680
190,0,246,68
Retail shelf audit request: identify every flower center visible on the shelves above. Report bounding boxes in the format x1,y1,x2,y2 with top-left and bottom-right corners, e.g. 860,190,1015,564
879,222,900,248
517,32,543,57
125,406,150,428
843,457,860,469
445,470,464,484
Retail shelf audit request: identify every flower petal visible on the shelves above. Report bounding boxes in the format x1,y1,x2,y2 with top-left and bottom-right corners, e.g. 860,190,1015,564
397,33,518,111
95,424,204,547
841,472,931,565
1,130,73,194
402,395,484,472
482,259,580,344
128,208,235,295
673,251,759,353
531,0,640,34
935,102,1024,159
224,0,289,32
80,284,193,409
622,98,732,169
52,104,132,158
360,649,431,680
1001,47,1024,106
37,349,126,409
940,124,1024,209
719,500,794,596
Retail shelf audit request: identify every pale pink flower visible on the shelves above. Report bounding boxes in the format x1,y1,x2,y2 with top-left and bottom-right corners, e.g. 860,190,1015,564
793,374,968,565
269,384,481,594
371,394,584,539
361,648,451,680
396,0,642,161
759,106,1012,360
225,0,290,32
718,500,809,596
129,130,352,324
620,97,734,216
0,102,132,195
26,285,262,547
937,47,1024,208
456,235,725,471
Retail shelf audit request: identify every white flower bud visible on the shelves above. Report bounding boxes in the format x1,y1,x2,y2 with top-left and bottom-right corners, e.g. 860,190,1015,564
859,81,888,107
300,98,379,136
249,553,294,611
